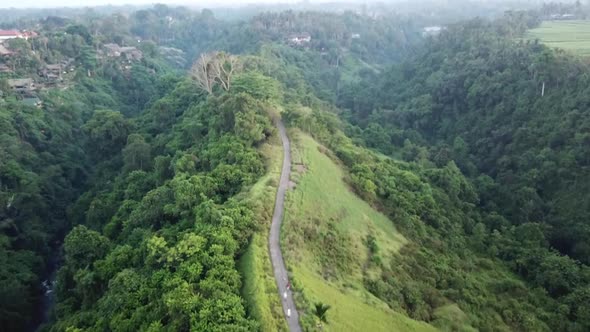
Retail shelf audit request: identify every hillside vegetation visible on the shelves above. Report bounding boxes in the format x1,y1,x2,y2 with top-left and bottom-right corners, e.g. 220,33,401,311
282,131,431,331
0,6,420,330
334,13,590,332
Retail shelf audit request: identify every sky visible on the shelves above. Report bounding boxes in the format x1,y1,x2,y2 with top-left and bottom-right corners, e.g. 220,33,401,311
0,0,336,9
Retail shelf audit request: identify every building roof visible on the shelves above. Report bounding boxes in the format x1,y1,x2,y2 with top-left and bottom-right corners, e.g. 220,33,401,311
8,78,34,87
289,32,311,39
22,31,37,38
119,46,137,52
45,64,62,70
22,97,41,106
423,26,442,32
104,43,121,51
0,30,20,37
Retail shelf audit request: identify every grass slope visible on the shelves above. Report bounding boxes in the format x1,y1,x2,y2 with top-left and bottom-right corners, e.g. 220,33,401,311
238,134,287,332
526,20,590,56
282,130,437,332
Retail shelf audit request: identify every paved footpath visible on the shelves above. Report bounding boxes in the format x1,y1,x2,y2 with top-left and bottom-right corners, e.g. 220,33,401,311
269,119,302,332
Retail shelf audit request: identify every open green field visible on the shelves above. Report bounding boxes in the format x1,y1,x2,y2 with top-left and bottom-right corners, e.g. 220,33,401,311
526,20,590,56
282,130,437,332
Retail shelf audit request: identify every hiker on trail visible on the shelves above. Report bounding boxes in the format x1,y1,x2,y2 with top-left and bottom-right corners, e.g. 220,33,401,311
287,308,291,318
283,291,287,299
287,281,291,290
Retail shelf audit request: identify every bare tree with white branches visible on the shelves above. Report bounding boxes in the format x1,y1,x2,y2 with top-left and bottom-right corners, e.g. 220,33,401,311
190,51,242,94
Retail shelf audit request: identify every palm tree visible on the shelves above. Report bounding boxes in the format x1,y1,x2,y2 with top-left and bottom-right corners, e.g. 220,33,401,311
313,302,331,329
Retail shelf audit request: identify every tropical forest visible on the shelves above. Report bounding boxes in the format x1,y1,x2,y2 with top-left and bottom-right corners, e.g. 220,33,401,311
1,1,590,332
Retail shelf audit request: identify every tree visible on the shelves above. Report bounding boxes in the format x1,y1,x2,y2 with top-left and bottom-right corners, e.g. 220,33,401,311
313,302,331,328
190,52,242,94
232,72,281,101
122,134,152,172
64,225,111,269
65,24,93,44
215,52,241,91
83,110,130,158
190,53,216,94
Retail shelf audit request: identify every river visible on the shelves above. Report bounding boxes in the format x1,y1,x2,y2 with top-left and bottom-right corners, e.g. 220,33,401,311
30,246,61,332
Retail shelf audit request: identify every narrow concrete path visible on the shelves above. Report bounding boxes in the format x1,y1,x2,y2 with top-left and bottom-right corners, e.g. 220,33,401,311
269,119,302,332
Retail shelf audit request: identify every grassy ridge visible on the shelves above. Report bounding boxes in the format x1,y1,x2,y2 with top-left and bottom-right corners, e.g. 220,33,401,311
526,20,590,56
282,130,437,332
238,136,287,332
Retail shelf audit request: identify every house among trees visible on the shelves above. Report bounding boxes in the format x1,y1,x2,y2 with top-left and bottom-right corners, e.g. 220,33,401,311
0,64,12,73
8,78,35,95
288,33,312,46
103,43,143,61
104,43,122,57
0,29,37,41
39,64,63,83
22,96,42,108
59,58,76,72
120,47,143,61
0,30,22,41
422,26,443,37
549,13,577,20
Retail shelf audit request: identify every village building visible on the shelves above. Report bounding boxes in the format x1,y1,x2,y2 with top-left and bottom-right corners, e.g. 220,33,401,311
423,26,443,37
56,58,76,73
0,64,12,73
549,13,577,20
8,78,35,95
0,30,22,41
103,43,122,57
288,33,312,46
22,96,42,108
39,64,63,83
0,30,36,41
103,43,143,61
120,46,143,61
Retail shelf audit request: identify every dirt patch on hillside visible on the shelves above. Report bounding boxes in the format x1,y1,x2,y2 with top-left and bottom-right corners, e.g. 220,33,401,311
294,163,307,174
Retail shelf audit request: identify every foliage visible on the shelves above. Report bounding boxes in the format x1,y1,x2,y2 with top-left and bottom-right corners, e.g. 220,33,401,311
4,4,590,332
313,302,331,325
327,13,590,332
49,68,278,331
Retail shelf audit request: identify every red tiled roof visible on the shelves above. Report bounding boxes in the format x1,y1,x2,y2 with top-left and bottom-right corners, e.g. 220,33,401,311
0,30,21,37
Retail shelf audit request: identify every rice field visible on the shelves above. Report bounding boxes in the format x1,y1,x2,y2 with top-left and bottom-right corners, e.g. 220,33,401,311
526,20,590,56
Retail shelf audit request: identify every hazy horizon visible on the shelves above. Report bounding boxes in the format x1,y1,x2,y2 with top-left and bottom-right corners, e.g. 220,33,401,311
0,0,345,10
0,0,556,10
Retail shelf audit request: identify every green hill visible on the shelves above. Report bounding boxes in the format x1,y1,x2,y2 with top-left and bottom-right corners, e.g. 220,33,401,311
282,130,437,332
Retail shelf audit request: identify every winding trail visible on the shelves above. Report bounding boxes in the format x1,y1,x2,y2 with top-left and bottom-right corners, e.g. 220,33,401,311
269,119,302,332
